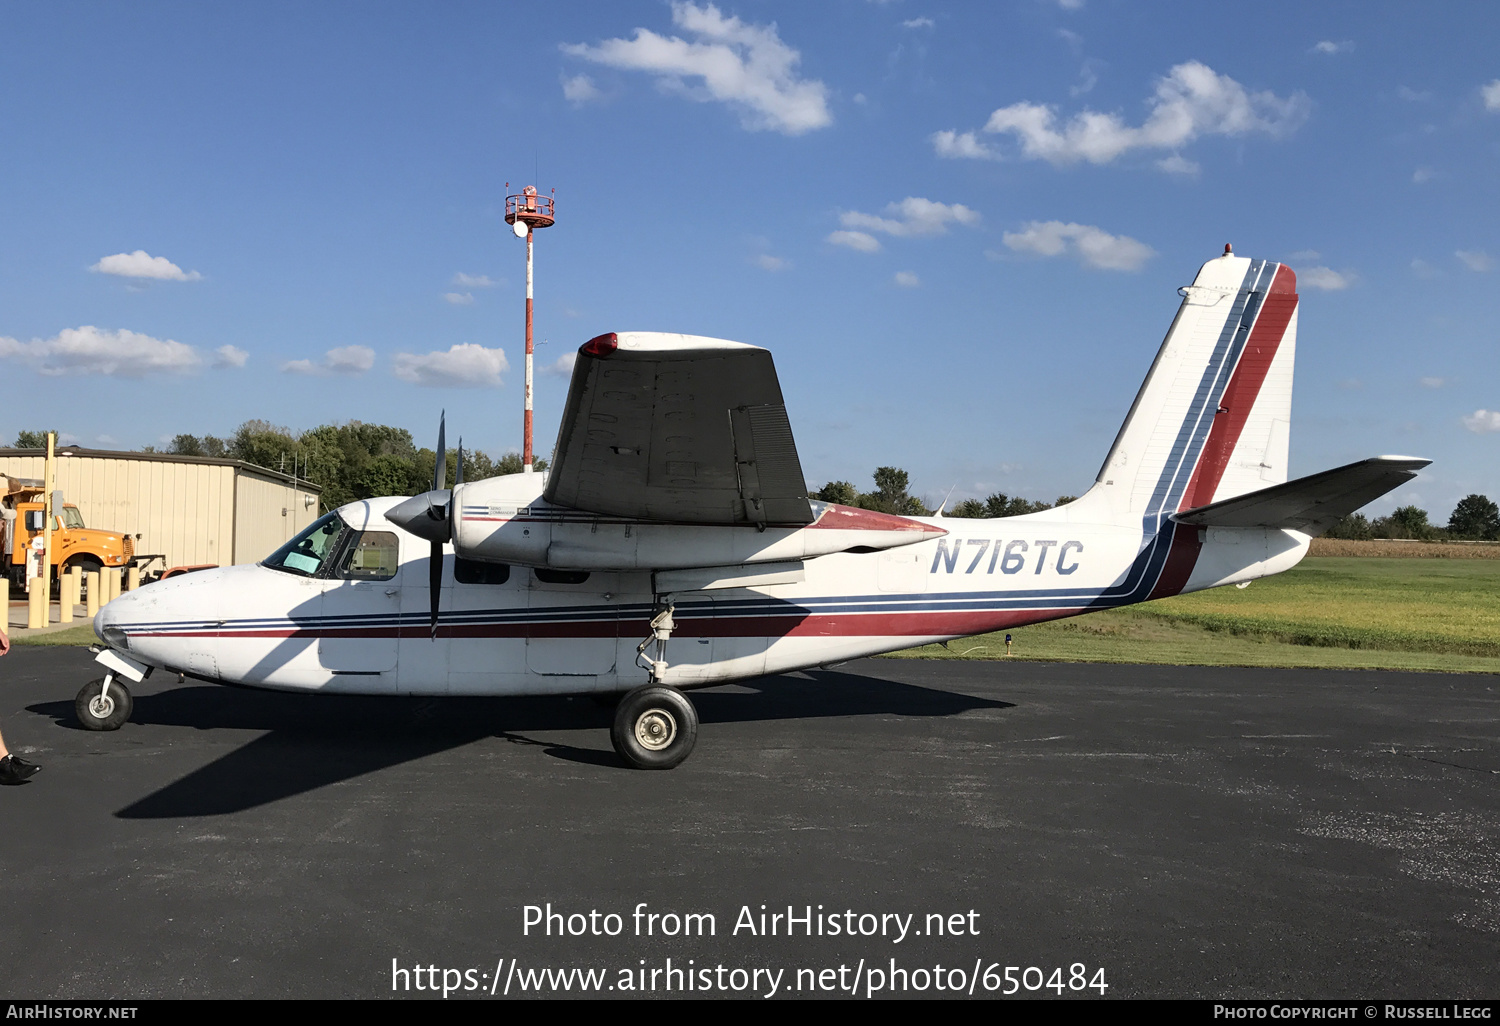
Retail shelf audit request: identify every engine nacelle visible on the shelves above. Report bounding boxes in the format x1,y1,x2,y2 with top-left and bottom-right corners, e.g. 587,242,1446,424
450,473,944,571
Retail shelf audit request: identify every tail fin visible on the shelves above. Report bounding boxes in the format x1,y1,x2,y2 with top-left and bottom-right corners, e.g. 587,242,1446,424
1090,252,1299,524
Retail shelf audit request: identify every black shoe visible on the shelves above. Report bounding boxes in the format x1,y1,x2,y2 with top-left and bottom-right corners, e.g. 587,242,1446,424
0,755,40,785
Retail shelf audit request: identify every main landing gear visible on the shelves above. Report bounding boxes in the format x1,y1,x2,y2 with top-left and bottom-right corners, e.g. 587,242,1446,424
610,685,699,770
608,597,699,769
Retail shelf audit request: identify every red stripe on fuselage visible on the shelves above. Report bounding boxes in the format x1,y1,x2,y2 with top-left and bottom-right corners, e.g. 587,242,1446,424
1181,265,1299,510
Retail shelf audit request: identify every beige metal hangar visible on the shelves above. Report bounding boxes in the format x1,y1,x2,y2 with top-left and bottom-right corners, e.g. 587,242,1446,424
0,447,322,572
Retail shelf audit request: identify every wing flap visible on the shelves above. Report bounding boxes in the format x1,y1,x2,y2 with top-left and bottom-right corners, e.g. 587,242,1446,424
1172,456,1431,535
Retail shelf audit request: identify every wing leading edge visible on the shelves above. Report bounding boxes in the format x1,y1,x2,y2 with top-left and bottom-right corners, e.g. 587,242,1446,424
543,332,814,526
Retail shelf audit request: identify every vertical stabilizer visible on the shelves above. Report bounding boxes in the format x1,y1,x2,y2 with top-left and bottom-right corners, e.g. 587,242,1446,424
1089,253,1299,525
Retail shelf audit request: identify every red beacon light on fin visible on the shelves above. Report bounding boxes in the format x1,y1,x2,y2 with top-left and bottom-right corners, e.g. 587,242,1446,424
1223,243,1233,255
582,332,618,357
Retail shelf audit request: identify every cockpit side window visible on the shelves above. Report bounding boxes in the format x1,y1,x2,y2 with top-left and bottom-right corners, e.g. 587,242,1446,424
262,512,348,578
336,531,400,581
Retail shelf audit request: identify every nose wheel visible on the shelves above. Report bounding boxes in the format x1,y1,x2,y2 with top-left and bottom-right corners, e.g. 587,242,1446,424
610,685,699,770
75,675,133,731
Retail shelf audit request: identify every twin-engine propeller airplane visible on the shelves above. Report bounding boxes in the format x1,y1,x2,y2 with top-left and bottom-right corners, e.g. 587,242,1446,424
80,248,1427,769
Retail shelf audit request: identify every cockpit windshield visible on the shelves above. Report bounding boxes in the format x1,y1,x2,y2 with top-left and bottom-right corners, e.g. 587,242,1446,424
262,512,347,577
59,507,85,529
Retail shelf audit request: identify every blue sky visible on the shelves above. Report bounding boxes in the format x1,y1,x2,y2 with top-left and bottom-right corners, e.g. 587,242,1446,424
2,1,1497,519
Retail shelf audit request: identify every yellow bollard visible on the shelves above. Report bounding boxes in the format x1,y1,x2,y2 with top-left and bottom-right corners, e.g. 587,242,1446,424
107,568,121,603
59,572,73,624
27,578,46,629
86,571,101,617
70,566,82,615
0,578,8,622
127,566,140,592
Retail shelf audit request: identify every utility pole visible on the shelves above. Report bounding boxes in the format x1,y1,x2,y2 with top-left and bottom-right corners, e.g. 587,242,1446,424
504,184,556,472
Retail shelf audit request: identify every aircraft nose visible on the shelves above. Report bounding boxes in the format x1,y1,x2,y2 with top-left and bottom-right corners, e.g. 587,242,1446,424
93,586,142,649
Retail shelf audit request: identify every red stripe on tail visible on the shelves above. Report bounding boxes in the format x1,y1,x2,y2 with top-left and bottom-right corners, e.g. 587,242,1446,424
1181,265,1299,510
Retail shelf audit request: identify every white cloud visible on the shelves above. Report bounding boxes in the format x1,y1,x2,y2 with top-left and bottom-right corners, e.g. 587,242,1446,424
936,61,1309,168
541,352,578,378
1481,80,1500,111
394,344,509,388
837,196,980,239
1397,86,1434,103
827,230,881,252
281,345,374,376
931,129,1000,160
444,292,476,305
902,18,934,29
893,271,921,288
1001,221,1154,272
452,273,498,288
213,344,249,368
1287,249,1321,262
1412,167,1435,184
96,435,118,445
1462,409,1500,433
562,2,831,135
1456,250,1494,272
89,250,202,282
1301,266,1357,290
1410,258,1440,279
1156,154,1200,176
0,325,201,376
1311,40,1353,54
1056,0,1084,9
1419,377,1446,389
562,73,601,105
753,253,789,271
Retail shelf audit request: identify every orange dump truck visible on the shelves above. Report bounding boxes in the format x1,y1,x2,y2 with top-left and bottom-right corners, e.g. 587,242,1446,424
1,474,139,591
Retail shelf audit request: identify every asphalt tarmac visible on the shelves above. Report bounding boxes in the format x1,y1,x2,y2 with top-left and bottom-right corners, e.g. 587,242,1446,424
1,646,1496,1000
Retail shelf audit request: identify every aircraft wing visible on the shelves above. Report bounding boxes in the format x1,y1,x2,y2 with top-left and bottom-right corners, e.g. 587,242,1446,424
543,333,814,526
1172,456,1431,536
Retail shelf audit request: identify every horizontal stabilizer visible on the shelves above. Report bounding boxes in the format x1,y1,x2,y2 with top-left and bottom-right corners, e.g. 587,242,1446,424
1172,456,1430,536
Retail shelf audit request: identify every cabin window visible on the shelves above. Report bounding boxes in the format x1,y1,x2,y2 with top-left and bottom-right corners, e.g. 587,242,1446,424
263,512,347,577
59,508,85,529
534,568,590,585
337,531,400,581
454,558,511,585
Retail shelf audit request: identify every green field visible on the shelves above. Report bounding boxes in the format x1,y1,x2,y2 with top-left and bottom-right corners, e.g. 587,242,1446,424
889,557,1500,674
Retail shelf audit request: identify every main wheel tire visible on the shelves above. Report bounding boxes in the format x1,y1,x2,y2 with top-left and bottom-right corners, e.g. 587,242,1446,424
75,677,132,731
610,685,698,770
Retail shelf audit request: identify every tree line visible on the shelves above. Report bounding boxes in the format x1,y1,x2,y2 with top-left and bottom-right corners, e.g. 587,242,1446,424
1325,497,1500,542
6,428,1497,537
6,423,544,513
813,467,1076,519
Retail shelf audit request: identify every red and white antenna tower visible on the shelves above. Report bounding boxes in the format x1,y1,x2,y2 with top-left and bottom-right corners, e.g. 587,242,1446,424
504,183,556,473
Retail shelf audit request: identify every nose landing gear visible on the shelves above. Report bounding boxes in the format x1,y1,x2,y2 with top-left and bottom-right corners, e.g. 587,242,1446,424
75,675,133,731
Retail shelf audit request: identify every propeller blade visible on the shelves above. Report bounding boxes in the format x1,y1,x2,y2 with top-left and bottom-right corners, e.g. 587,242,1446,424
455,437,464,486
433,412,447,493
429,540,443,639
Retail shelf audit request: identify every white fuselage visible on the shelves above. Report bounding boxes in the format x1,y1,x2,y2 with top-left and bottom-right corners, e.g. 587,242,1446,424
93,474,1308,697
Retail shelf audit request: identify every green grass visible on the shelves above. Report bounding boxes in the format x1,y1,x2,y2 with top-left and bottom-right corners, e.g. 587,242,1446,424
888,557,1500,674
9,623,98,647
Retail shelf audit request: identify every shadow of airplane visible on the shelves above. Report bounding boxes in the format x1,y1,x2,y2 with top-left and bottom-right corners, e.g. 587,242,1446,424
26,668,1013,819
